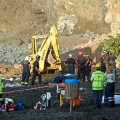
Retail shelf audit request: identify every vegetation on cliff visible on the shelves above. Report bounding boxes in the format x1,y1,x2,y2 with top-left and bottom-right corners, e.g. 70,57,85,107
102,34,120,55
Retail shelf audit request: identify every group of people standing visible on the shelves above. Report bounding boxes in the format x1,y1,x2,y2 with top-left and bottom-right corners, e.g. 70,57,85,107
89,50,117,109
0,50,117,110
0,55,42,107
20,50,117,109
91,62,115,109
65,51,92,82
21,55,42,86
65,50,117,109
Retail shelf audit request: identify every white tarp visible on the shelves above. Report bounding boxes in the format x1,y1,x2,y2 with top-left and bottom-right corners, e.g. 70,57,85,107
102,95,120,104
2,77,20,81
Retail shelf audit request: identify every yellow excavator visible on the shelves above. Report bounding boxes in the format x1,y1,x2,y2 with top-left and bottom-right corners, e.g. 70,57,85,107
29,25,62,73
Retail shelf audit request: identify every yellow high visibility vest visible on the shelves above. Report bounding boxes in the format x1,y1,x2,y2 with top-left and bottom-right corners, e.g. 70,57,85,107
92,71,105,90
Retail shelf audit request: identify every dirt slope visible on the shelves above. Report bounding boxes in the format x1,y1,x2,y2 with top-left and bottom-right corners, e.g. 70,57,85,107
0,0,110,44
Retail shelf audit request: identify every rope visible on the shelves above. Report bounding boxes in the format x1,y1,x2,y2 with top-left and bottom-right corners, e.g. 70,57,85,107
3,85,50,94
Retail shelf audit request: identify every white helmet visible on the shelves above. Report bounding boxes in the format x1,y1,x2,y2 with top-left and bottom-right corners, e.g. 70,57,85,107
25,56,29,61
5,98,14,103
69,53,72,58
9,78,13,82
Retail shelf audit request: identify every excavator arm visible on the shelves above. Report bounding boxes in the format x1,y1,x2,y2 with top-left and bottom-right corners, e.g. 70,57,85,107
49,25,61,62
29,25,62,73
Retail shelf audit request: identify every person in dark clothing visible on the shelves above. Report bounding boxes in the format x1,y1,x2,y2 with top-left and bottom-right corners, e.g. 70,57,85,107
101,51,110,63
85,55,92,81
31,55,42,85
21,56,31,85
99,58,106,73
65,53,76,74
77,51,86,82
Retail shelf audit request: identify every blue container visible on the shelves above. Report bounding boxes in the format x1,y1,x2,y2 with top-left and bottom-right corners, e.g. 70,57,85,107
17,101,25,110
65,79,80,99
65,79,80,84
0,108,2,112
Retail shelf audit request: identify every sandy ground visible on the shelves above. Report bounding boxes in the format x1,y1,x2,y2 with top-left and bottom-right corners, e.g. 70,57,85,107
0,72,120,120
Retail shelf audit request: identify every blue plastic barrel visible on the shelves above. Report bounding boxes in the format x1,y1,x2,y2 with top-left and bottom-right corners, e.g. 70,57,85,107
65,79,80,84
65,79,80,99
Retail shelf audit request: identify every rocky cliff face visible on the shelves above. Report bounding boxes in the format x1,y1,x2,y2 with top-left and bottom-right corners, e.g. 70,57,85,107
105,0,120,35
0,0,119,66
0,0,111,42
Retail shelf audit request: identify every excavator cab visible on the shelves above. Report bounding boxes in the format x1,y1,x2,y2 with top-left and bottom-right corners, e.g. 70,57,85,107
29,25,62,73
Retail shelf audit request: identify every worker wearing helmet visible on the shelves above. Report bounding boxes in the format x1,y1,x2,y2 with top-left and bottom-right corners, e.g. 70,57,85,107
65,53,76,74
31,55,42,85
21,56,31,85
101,50,110,63
77,51,86,82
90,63,105,109
99,58,106,73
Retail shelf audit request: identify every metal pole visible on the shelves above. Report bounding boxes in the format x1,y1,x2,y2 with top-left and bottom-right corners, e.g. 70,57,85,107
70,99,72,113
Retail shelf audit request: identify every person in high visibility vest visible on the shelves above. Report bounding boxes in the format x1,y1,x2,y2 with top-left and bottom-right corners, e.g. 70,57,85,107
0,76,3,103
90,63,105,109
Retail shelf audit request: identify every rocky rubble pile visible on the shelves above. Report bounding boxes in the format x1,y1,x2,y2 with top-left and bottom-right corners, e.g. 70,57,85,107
0,44,28,64
0,34,92,65
83,30,101,41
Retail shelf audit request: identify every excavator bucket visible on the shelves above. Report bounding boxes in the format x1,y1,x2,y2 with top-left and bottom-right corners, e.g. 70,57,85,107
47,49,56,64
